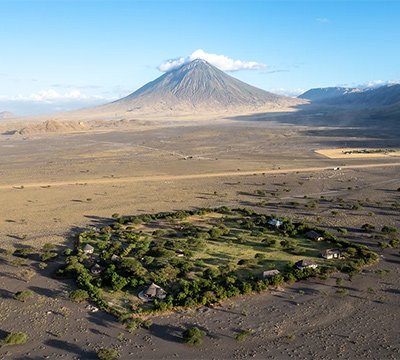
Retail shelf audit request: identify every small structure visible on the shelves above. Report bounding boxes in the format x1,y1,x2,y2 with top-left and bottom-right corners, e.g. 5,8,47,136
260,269,281,279
305,230,324,242
322,249,342,260
83,244,94,255
267,219,283,228
295,260,318,270
86,304,99,313
111,254,120,262
138,283,167,302
175,249,185,257
91,263,102,275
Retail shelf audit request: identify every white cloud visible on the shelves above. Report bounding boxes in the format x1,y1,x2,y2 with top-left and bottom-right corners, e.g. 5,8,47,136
0,89,109,103
269,88,306,97
360,79,400,88
158,49,267,72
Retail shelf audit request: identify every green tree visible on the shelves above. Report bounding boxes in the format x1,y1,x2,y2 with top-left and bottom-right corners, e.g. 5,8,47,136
69,289,89,303
182,326,205,346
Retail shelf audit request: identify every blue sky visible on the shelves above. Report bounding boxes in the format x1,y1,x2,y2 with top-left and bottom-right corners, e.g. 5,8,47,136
1,0,399,115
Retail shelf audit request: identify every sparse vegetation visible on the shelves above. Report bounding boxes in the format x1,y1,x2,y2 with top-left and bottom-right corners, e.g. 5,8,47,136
69,289,89,303
336,288,348,296
286,334,296,341
182,326,205,346
14,290,34,302
2,332,28,346
382,225,397,234
342,149,395,155
97,348,119,360
235,329,254,342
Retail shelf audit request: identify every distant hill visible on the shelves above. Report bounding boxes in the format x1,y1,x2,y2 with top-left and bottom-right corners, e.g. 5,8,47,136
325,84,400,107
299,84,400,108
0,111,15,119
102,59,302,114
298,87,364,102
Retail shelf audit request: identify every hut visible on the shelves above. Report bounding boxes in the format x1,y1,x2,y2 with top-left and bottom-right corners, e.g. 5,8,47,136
305,230,324,242
111,254,120,262
322,249,342,259
83,244,94,255
267,219,283,228
138,283,167,302
91,263,102,275
260,269,281,279
295,260,318,270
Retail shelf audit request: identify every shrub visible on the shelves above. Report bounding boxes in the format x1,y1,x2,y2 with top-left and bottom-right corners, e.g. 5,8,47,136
262,238,277,247
336,288,348,296
142,319,153,329
235,329,254,342
13,247,34,258
361,223,375,232
287,334,296,341
69,289,89,303
379,242,389,249
389,239,399,248
382,226,397,234
2,332,28,346
182,326,205,346
40,251,58,262
125,318,143,333
38,262,48,270
97,348,119,360
14,290,34,302
42,243,56,251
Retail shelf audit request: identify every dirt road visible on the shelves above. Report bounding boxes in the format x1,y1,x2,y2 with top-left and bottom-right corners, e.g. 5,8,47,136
1,162,400,190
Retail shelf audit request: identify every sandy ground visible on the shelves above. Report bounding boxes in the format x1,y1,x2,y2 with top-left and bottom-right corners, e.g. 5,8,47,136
0,118,399,359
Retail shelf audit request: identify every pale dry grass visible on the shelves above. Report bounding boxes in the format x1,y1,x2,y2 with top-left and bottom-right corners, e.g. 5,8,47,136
316,148,400,159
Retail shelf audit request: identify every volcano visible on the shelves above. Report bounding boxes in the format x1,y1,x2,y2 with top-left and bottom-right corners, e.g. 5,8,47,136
104,59,302,114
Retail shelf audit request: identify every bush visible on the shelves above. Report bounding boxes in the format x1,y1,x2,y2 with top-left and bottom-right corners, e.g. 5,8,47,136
336,288,348,296
97,348,119,360
14,290,34,302
40,251,58,262
235,329,254,342
361,223,375,232
13,247,34,258
42,243,56,251
2,332,28,346
125,318,143,333
382,226,397,234
69,289,89,303
38,262,48,270
182,326,205,346
142,319,153,329
389,239,399,248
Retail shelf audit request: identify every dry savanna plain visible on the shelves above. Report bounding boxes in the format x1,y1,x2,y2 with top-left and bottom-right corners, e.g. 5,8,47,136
0,114,399,359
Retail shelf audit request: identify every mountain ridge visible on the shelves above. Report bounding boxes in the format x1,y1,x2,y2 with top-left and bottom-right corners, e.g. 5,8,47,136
103,59,303,114
298,84,400,108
